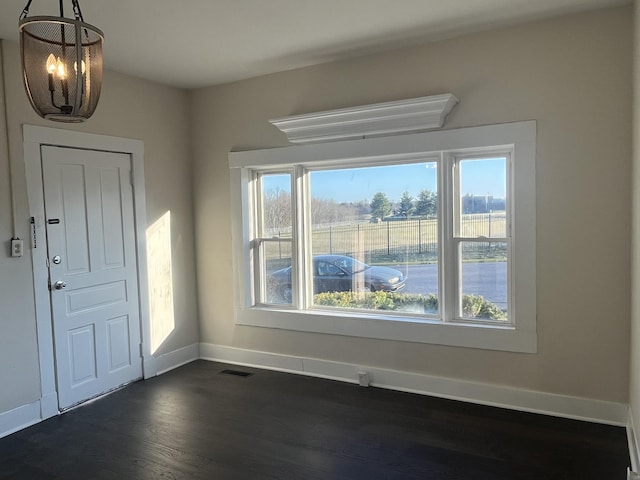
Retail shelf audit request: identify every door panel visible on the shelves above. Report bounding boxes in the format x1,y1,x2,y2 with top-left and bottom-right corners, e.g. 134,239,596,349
66,280,127,314
68,325,97,386
42,146,142,410
59,164,90,274
98,166,126,268
106,316,132,372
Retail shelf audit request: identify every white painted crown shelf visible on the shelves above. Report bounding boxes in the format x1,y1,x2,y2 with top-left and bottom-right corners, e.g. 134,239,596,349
269,93,458,144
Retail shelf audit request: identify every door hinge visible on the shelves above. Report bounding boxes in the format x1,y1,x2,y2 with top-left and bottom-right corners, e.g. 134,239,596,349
139,343,144,357
30,216,37,249
130,171,135,186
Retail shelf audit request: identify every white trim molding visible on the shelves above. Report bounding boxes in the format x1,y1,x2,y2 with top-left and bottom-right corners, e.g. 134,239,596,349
200,343,628,426
0,400,43,439
229,121,537,354
629,408,640,473
39,392,58,420
269,94,458,144
155,343,200,375
22,125,151,412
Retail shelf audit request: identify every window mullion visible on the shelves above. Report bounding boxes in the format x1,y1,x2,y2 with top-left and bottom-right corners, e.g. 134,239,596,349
441,153,456,324
251,172,262,306
456,237,509,243
293,165,311,309
506,153,513,239
506,153,513,323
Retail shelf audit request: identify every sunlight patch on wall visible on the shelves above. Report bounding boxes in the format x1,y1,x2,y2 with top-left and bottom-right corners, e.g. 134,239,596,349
147,211,175,354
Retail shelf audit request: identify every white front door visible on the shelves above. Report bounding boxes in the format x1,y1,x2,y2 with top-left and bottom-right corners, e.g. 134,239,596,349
42,146,143,410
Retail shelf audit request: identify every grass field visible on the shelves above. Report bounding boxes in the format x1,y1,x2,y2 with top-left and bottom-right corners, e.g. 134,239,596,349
266,213,507,267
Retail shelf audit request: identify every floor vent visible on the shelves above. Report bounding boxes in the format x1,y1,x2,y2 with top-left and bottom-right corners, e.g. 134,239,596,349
220,369,253,377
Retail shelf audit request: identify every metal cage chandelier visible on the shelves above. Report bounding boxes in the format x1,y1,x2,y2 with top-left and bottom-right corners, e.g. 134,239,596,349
19,0,103,122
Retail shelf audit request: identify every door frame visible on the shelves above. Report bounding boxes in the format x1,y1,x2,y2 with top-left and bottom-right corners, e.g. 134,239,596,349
24,125,156,419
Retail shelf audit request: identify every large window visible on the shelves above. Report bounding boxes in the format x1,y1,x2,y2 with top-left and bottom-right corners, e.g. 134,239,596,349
230,122,536,352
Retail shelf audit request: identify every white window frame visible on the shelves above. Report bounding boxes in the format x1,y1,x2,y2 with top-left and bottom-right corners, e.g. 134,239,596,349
229,121,536,353
446,150,513,324
252,170,296,306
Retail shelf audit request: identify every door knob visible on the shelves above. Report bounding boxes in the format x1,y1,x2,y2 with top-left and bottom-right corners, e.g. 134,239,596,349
54,281,67,290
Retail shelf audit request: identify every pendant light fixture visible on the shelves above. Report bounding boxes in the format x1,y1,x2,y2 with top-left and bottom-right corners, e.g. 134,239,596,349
19,0,104,122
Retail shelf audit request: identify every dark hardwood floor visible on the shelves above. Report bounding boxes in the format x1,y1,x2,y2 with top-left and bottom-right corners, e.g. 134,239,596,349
0,360,630,479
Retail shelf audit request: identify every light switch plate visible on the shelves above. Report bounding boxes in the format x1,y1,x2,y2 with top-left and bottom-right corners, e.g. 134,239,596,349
11,238,23,257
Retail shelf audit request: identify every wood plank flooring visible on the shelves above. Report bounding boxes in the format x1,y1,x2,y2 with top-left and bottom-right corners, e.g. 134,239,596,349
0,360,630,479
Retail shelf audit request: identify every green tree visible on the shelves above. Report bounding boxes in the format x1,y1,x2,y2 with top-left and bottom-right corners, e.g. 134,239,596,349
397,191,415,218
370,192,392,220
414,189,437,217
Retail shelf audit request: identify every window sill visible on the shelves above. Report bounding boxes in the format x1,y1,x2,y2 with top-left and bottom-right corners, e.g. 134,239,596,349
235,306,537,353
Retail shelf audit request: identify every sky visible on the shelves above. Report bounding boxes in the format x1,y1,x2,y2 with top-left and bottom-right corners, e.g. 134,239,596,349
263,158,506,204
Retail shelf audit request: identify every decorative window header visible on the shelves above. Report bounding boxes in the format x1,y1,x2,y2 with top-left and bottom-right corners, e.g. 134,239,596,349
269,93,459,144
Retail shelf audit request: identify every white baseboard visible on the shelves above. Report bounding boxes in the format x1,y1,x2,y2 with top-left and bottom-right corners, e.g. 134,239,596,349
0,343,201,440
39,392,58,420
143,355,158,379
1,343,629,440
200,343,628,426
0,400,43,439
155,343,200,375
629,408,640,473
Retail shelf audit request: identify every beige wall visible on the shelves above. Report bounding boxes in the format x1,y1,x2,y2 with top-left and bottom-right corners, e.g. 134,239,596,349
0,40,199,413
191,6,632,403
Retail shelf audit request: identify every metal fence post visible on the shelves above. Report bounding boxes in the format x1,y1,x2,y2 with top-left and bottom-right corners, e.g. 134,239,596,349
329,226,333,254
387,221,390,255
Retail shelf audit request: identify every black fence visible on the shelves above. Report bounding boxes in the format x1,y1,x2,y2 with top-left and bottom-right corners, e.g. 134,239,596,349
268,214,507,263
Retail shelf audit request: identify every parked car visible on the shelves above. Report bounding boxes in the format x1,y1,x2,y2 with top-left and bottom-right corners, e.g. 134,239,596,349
269,254,407,303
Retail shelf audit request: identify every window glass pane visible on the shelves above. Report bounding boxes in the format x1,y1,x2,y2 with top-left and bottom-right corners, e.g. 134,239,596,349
459,158,507,238
264,239,292,304
259,173,293,305
308,161,439,315
260,173,292,235
459,241,508,321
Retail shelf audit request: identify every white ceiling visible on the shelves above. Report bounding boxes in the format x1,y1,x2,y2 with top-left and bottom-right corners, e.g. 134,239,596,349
0,0,630,89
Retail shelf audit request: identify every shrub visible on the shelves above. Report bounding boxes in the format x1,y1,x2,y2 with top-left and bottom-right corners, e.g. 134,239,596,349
313,291,396,310
462,294,506,320
313,291,506,320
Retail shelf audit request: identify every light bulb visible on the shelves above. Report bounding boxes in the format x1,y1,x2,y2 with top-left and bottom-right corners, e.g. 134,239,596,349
73,60,86,75
56,58,66,79
46,54,57,74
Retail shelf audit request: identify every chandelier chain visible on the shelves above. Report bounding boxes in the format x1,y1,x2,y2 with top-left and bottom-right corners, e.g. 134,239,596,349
19,0,85,21
71,0,84,21
19,0,33,20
